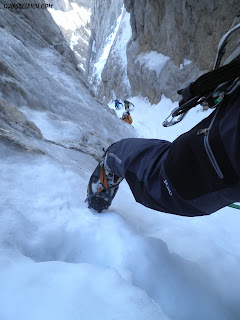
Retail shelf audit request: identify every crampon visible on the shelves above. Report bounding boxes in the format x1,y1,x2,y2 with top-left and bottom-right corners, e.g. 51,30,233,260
86,161,122,213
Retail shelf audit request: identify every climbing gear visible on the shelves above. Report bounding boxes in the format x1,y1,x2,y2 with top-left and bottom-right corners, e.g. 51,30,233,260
214,23,240,69
228,203,240,210
162,105,191,127
163,22,240,127
86,153,123,212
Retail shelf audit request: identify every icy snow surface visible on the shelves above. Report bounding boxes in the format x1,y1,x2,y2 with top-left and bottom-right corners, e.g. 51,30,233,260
1,93,240,320
1,37,240,319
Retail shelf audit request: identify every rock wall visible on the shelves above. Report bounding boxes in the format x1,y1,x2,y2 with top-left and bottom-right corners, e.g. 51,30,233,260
95,9,132,103
47,0,92,71
87,0,240,104
0,0,137,161
86,0,132,102
87,0,123,66
124,0,240,70
124,0,240,103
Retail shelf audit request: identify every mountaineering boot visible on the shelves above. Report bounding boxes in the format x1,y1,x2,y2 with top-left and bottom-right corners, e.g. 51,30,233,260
86,152,123,212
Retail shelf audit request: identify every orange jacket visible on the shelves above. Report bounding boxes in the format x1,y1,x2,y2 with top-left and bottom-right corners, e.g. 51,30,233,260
122,114,133,125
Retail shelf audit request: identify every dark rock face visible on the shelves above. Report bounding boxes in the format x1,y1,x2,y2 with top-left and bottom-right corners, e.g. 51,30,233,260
124,0,240,69
123,0,240,103
87,0,240,104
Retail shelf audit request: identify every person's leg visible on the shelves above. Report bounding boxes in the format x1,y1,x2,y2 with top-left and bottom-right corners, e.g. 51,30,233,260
87,138,170,213
106,138,170,179
105,138,206,216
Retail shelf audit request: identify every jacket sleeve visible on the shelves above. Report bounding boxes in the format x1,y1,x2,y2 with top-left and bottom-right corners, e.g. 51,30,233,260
106,92,240,217
106,138,207,216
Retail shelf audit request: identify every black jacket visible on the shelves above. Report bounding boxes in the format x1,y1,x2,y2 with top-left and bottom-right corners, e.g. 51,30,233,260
106,91,240,217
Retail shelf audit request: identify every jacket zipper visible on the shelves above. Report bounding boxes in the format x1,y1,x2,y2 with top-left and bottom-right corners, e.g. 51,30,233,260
197,108,224,179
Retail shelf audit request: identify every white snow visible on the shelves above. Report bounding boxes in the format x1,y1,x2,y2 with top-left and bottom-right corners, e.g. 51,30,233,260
109,95,213,141
48,3,90,31
135,51,170,76
113,10,132,66
2,91,240,319
108,96,240,319
110,10,132,91
48,3,91,71
1,17,240,320
180,58,192,69
94,6,125,79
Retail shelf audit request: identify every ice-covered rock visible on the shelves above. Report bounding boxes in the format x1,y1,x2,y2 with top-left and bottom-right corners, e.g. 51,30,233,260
0,0,137,161
86,0,130,102
47,0,92,71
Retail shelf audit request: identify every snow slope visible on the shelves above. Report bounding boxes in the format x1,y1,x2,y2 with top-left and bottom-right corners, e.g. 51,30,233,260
1,8,240,318
1,93,240,320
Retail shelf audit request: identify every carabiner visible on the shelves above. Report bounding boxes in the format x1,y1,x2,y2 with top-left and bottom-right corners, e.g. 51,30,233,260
162,107,189,127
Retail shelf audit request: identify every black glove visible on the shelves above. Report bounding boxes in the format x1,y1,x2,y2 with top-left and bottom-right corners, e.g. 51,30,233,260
177,83,193,106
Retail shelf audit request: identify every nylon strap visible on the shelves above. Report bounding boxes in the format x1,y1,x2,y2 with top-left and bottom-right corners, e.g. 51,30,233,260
228,203,240,210
191,58,240,97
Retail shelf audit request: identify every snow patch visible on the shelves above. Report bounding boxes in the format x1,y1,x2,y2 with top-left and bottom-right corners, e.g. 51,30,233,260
180,58,192,69
135,51,170,76
94,5,125,79
48,4,90,31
